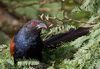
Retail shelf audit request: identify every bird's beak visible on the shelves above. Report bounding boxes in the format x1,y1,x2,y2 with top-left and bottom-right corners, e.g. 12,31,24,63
37,23,47,30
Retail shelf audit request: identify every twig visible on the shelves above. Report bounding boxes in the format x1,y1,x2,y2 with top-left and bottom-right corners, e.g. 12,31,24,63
12,3,39,9
4,0,61,10
39,14,98,25
63,18,97,25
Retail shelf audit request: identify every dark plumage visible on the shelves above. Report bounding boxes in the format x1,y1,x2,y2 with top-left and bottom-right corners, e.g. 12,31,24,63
10,19,47,65
44,27,89,47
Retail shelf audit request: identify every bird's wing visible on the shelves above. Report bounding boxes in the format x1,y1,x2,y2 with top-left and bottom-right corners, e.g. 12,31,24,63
10,36,15,56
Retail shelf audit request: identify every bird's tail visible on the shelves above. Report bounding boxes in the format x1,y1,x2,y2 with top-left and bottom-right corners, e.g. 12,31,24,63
44,27,90,48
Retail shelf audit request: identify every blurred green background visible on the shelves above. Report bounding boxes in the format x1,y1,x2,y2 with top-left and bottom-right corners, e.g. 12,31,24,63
0,0,87,45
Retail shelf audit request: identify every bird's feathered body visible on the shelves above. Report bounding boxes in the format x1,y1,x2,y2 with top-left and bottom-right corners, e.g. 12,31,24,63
10,20,47,65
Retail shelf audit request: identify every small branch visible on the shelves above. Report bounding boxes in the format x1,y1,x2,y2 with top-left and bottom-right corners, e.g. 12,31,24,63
4,0,61,10
12,3,39,9
39,14,98,25
64,18,97,25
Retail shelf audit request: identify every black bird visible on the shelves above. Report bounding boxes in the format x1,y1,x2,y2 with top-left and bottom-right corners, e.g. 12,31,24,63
10,19,47,65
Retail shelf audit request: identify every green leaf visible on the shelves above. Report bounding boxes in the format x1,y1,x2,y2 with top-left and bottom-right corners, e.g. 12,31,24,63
15,8,24,15
24,7,37,18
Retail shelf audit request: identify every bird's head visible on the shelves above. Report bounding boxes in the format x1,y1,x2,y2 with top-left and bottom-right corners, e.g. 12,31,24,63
23,19,47,34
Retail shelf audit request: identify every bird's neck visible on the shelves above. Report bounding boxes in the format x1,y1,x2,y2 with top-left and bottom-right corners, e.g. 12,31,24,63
16,27,41,43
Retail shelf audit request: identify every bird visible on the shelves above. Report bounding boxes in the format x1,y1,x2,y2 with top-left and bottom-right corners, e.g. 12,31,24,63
10,19,47,65
10,19,90,66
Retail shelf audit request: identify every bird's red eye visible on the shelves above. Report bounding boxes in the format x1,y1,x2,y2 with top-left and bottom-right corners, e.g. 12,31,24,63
33,22,36,25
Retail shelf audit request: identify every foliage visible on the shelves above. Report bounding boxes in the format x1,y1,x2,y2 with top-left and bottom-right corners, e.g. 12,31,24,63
51,23,100,69
1,24,100,69
72,0,100,23
0,0,100,69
